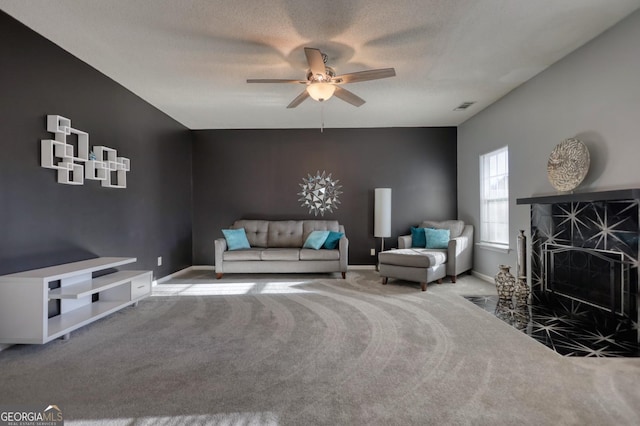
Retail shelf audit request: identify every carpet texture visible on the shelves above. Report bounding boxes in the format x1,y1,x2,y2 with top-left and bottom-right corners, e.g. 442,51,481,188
1,270,639,425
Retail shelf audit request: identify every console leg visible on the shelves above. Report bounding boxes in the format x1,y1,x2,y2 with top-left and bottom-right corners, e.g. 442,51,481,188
421,282,427,291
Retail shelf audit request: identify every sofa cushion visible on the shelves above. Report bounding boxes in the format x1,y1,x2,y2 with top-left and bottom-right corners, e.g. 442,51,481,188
425,228,450,249
420,220,465,238
223,249,263,261
303,230,330,249
260,248,300,261
268,221,304,247
300,248,340,260
233,220,269,247
379,248,447,268
323,231,344,249
222,228,251,251
302,220,340,242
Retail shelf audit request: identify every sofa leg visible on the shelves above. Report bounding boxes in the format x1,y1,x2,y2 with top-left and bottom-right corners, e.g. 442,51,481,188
341,272,346,279
437,278,442,284
421,282,427,291
451,275,457,283
216,273,223,279
382,277,388,285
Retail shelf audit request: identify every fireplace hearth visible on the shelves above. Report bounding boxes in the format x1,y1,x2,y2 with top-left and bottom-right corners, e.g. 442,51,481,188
465,294,639,357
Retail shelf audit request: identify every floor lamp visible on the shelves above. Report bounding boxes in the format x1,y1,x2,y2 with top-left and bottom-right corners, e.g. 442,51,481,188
374,188,391,255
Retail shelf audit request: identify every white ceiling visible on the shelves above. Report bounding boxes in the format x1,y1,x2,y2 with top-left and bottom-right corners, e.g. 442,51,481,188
2,0,639,129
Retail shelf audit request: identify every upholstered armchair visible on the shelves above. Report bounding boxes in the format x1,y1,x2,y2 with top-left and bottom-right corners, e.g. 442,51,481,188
397,220,474,283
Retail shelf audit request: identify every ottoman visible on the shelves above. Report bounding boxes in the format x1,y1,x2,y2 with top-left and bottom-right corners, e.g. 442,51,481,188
378,248,447,291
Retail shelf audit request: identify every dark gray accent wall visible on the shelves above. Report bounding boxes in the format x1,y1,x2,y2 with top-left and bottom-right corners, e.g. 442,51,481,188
0,12,193,277
192,128,457,265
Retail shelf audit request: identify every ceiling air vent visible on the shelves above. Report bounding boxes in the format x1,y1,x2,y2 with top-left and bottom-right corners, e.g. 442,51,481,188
454,101,476,111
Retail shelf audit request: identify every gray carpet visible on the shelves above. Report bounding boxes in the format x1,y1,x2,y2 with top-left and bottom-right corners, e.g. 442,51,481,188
1,270,639,425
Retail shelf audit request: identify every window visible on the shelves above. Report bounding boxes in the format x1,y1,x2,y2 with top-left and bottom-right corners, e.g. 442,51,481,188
480,146,509,247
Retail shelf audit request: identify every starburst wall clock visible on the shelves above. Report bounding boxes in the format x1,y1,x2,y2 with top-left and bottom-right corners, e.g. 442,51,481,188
298,171,342,216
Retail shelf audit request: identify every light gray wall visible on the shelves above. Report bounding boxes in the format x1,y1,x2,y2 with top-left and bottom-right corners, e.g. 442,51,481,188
457,10,640,278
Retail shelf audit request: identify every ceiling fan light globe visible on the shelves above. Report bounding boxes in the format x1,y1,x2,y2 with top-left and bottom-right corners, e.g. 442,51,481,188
307,82,336,102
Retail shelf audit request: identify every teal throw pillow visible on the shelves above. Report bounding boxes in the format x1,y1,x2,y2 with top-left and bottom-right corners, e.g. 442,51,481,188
411,226,426,248
222,228,251,251
323,231,344,249
425,228,450,249
304,230,330,250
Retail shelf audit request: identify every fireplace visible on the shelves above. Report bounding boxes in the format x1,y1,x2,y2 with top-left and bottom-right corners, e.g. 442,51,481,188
543,243,629,316
517,189,639,334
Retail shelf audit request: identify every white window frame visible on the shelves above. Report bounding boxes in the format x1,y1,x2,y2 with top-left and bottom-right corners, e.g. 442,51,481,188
479,146,509,249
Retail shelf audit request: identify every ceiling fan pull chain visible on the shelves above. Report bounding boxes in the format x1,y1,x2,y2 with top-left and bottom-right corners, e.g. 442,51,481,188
321,103,325,133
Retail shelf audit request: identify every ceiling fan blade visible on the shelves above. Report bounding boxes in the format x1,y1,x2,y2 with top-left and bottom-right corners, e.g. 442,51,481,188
304,47,327,78
333,86,365,107
286,90,310,108
247,79,307,84
333,68,396,84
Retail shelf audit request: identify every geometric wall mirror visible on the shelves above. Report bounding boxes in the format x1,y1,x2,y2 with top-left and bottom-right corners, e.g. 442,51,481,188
298,170,342,216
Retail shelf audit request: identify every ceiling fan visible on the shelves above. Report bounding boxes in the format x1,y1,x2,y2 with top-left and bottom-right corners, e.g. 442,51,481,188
247,47,396,108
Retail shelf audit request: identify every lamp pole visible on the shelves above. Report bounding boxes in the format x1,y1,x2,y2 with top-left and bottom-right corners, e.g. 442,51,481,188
374,188,392,268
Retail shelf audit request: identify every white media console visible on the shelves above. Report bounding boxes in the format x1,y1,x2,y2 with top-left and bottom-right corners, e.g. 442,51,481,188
0,257,152,344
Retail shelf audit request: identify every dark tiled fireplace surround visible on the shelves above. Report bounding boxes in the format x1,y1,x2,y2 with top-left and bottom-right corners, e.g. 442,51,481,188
518,189,639,321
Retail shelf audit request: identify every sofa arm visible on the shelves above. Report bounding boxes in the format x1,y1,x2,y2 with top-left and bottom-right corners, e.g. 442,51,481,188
339,236,349,273
446,225,474,278
398,235,412,249
214,238,227,273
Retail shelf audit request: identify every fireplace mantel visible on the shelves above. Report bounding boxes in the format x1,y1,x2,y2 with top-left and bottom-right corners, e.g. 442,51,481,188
517,188,640,205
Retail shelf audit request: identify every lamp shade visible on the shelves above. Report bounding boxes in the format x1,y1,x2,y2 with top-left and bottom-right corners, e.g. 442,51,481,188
374,188,391,238
306,82,336,102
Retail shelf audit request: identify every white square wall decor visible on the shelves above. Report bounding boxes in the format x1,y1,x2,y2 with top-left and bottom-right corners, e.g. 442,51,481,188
41,115,130,188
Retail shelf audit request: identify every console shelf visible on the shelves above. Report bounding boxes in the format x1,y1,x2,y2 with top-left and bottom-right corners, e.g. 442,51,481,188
0,257,152,344
48,270,148,300
47,300,127,340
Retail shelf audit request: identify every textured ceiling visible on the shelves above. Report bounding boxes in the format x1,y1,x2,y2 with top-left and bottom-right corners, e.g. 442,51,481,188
2,0,639,129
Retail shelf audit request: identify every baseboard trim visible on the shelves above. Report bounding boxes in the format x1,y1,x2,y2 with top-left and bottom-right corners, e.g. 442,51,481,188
191,265,215,270
472,270,494,283
157,264,374,282
348,265,376,270
156,266,210,285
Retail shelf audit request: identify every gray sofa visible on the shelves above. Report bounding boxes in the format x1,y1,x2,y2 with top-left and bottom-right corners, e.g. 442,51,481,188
214,219,348,278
